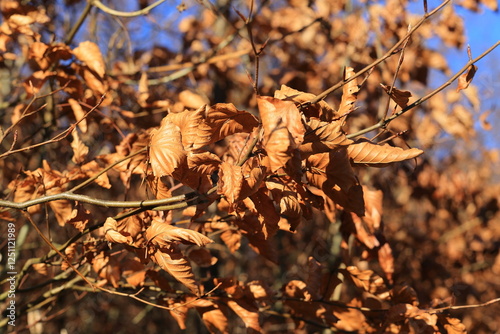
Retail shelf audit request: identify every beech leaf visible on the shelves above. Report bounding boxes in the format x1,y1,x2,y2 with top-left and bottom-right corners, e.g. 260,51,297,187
150,247,199,294
257,96,305,172
456,64,477,92
218,161,243,208
104,217,132,245
380,84,412,109
347,140,423,167
201,103,259,145
337,67,359,117
149,117,186,177
73,41,106,78
299,118,352,157
146,219,214,248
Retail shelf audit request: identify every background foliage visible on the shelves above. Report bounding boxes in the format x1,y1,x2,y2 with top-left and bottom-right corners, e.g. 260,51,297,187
1,0,500,333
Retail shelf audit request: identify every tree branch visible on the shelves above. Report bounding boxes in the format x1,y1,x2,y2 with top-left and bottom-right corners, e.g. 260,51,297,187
347,40,500,139
304,0,451,106
91,0,167,18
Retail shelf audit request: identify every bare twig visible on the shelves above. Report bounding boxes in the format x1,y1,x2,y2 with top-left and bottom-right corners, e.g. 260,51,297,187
0,95,102,159
428,297,500,313
21,212,95,290
304,0,451,106
347,40,500,139
91,0,167,18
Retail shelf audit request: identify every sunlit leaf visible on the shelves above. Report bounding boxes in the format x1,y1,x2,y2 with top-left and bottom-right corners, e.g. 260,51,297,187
218,161,243,209
456,64,477,92
200,103,259,145
146,219,214,248
347,140,423,167
149,117,186,177
73,41,106,78
380,84,412,109
257,96,304,172
104,217,132,245
150,246,199,294
337,67,359,117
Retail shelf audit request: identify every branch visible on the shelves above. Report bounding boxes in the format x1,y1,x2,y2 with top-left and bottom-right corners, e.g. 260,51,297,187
91,0,167,17
347,40,500,139
0,95,101,159
0,190,199,211
427,297,500,314
304,0,451,106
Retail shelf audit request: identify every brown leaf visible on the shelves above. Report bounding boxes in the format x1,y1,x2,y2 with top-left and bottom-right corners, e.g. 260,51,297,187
150,246,199,294
306,257,323,300
380,84,412,109
92,251,121,288
226,298,261,333
167,107,208,152
80,161,111,189
220,228,242,253
306,149,365,216
378,242,394,283
179,90,209,109
149,117,187,177
299,118,352,157
456,64,477,92
218,161,243,209
68,98,87,133
70,130,88,164
274,84,337,121
200,103,259,145
62,242,78,271
337,67,359,117
146,219,214,248
138,72,149,106
347,140,423,167
73,41,106,78
257,96,304,172
121,257,146,288
344,266,390,299
66,202,92,232
439,315,467,334
188,248,218,268
195,301,229,334
104,217,133,245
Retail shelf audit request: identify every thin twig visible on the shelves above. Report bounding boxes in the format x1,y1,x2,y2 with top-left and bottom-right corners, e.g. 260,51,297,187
65,1,93,45
347,40,500,139
21,211,95,290
91,0,167,18
0,95,102,159
304,0,451,106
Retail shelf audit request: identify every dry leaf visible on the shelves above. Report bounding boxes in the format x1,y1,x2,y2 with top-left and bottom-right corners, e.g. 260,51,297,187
150,246,199,294
179,90,209,109
380,84,412,109
347,140,423,167
299,118,352,157
257,96,304,172
149,117,186,177
104,217,133,245
146,219,214,248
337,67,359,117
71,130,88,164
66,202,92,232
73,41,106,78
218,161,243,209
200,103,259,145
456,64,477,92
344,266,390,299
68,98,87,133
